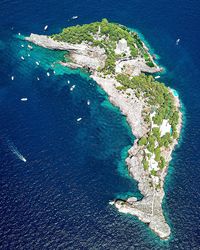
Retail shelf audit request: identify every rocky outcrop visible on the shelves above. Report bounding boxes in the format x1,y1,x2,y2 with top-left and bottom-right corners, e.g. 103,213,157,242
91,74,148,138
115,57,161,76
26,34,107,71
24,32,182,240
92,74,182,240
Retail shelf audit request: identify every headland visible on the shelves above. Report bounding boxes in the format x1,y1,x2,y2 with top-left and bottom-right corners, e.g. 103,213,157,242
25,19,182,239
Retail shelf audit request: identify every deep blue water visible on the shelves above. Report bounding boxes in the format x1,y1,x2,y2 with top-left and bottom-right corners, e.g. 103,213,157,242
0,0,200,249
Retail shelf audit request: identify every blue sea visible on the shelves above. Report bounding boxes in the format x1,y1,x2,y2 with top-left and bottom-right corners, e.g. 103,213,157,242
0,0,200,249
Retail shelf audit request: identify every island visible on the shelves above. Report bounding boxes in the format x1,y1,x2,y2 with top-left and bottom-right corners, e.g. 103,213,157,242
25,19,182,239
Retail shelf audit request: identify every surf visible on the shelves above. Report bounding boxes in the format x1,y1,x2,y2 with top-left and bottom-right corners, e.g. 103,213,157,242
7,140,27,162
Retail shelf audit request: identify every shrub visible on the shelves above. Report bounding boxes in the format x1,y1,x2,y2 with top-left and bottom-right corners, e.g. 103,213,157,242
138,137,147,146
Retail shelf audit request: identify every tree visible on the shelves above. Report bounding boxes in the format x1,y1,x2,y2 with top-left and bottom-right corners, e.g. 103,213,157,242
147,144,154,153
154,147,161,162
159,156,166,169
152,127,161,139
151,169,157,176
138,137,147,146
142,159,149,170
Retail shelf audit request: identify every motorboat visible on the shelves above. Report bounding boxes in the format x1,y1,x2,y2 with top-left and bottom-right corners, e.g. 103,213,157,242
21,98,28,101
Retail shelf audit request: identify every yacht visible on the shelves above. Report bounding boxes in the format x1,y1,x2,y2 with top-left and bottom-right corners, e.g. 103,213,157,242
70,85,76,91
176,38,180,45
72,16,78,20
21,98,28,101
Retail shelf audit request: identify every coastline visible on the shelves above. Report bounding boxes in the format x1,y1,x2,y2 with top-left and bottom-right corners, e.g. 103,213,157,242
92,74,182,240
24,23,182,240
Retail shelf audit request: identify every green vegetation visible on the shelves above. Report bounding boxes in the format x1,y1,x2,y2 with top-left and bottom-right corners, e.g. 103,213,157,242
150,169,157,176
50,20,180,178
115,73,179,173
116,73,179,128
51,19,154,74
138,137,147,146
159,156,166,169
142,159,149,170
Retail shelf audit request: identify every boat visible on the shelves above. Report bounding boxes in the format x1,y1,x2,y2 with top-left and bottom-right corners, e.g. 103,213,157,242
155,76,160,79
21,98,28,101
67,80,70,84
27,54,30,57
70,85,76,91
72,16,78,20
87,100,90,105
35,61,40,66
28,44,33,50
77,117,82,122
22,157,27,162
44,25,48,31
46,72,50,77
18,32,21,35
11,76,15,81
176,38,180,45
21,56,25,60
37,77,40,81
21,44,24,48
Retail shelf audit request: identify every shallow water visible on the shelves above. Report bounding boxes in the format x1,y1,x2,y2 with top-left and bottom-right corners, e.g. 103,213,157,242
0,0,200,249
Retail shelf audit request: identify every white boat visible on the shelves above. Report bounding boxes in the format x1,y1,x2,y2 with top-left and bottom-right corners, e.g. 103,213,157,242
21,44,24,48
28,54,30,57
36,61,40,66
67,80,70,84
22,157,27,162
77,117,82,122
70,85,76,91
7,141,27,163
44,25,48,31
11,76,15,81
37,77,40,81
47,72,50,77
176,38,180,45
53,71,56,74
87,100,90,105
21,56,25,60
18,32,21,35
28,45,33,50
155,76,160,79
72,16,78,19
21,98,28,101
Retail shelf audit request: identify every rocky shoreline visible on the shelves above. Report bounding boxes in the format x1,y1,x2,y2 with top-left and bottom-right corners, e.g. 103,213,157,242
25,30,182,240
92,74,182,240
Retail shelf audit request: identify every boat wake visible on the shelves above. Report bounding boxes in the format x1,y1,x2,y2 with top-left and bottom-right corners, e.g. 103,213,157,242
7,141,27,162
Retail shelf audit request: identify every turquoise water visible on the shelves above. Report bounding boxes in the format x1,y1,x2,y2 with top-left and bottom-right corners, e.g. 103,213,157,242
171,88,179,97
